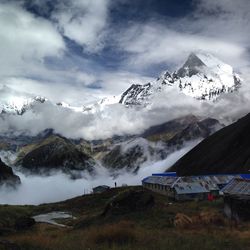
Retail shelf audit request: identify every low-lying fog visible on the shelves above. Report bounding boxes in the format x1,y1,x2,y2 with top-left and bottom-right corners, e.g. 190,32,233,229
0,142,197,205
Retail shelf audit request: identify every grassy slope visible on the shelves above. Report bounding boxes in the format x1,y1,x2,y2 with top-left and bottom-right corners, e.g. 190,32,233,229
0,186,249,250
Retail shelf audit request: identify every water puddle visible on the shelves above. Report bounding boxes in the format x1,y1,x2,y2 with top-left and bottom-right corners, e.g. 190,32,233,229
33,211,75,227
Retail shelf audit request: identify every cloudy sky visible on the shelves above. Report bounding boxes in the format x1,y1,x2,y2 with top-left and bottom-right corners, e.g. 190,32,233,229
1,0,250,105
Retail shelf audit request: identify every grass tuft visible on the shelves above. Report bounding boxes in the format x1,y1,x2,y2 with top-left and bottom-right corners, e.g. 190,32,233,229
87,220,136,246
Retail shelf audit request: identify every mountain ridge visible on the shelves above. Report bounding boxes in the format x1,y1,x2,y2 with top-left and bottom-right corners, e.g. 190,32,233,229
0,52,242,116
169,112,250,175
0,158,20,186
119,52,242,106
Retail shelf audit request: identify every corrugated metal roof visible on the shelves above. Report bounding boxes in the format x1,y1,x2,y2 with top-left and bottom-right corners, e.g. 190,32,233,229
179,175,238,192
143,176,178,186
174,182,208,194
180,175,237,185
142,175,237,191
222,178,250,196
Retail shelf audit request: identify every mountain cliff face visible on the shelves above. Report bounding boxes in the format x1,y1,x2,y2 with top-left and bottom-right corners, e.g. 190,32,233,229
141,115,200,141
0,158,20,186
119,52,241,106
15,135,95,174
1,114,221,175
102,138,167,172
119,83,153,106
142,115,222,146
101,115,222,172
170,113,250,175
166,117,222,147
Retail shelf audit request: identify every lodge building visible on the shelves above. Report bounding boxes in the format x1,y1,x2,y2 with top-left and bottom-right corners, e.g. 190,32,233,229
142,173,240,201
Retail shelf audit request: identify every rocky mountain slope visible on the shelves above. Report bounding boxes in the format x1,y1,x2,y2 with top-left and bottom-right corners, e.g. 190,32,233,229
141,115,222,146
142,115,200,141
101,115,222,172
102,138,167,172
15,135,95,175
0,129,54,152
0,158,20,186
0,114,222,175
170,113,250,175
166,117,222,147
119,52,241,106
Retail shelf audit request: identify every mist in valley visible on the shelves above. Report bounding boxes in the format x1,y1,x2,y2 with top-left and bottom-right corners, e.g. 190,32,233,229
0,141,197,205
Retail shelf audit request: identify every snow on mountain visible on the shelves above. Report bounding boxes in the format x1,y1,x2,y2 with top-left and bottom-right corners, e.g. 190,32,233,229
98,95,122,106
0,86,47,115
119,83,153,106
119,52,242,106
175,52,241,99
82,95,122,113
0,85,121,116
56,102,85,113
0,52,242,116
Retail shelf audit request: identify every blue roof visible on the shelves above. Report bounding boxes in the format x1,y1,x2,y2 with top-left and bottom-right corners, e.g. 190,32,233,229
152,172,177,177
240,174,250,179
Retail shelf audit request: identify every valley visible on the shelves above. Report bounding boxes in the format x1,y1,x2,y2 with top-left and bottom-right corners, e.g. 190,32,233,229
1,1,250,249
0,52,248,205
0,53,238,174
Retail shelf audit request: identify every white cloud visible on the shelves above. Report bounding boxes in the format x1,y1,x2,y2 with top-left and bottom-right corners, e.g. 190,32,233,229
1,77,250,141
1,0,249,109
3,77,101,106
97,71,154,95
114,0,250,72
53,0,111,52
117,22,246,72
0,0,250,141
3,69,154,106
0,85,206,140
0,2,65,77
195,0,250,17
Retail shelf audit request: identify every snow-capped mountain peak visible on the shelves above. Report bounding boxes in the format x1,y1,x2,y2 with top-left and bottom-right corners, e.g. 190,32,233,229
0,52,242,115
98,95,122,106
119,52,242,105
0,86,47,115
82,95,122,113
174,52,241,99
